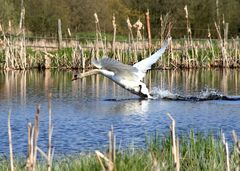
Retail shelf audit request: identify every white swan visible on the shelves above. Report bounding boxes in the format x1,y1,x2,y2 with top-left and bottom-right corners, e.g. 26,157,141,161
72,37,171,99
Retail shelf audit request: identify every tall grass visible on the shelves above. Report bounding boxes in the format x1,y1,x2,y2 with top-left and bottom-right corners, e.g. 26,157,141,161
1,130,240,170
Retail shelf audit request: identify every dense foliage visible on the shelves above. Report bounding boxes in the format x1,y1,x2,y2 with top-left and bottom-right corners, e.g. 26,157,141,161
0,0,240,38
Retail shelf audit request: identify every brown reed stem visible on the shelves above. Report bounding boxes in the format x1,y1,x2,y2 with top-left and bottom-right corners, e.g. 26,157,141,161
95,126,115,171
222,133,230,171
151,154,160,171
95,150,114,171
57,19,62,49
145,9,152,52
112,15,116,57
94,13,105,57
32,105,40,171
214,21,228,67
48,93,53,171
26,123,33,171
184,5,194,68
166,113,180,171
108,126,116,164
19,0,26,69
126,17,137,63
95,150,106,171
8,111,15,171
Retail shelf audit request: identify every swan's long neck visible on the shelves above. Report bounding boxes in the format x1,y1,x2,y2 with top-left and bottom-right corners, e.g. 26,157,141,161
72,69,100,81
79,69,100,78
99,69,114,78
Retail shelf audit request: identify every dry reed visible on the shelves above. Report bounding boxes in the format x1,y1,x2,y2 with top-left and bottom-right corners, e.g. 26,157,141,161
222,133,230,171
95,126,115,171
166,113,180,171
8,111,15,171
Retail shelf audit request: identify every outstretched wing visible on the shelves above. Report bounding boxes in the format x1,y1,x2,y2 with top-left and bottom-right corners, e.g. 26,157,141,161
92,57,139,81
133,37,171,79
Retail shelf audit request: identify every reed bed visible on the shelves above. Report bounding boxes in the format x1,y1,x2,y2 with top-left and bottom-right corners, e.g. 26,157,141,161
1,7,240,70
2,102,240,171
0,36,239,70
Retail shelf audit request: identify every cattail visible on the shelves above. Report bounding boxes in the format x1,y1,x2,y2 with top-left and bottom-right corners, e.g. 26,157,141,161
126,17,132,30
67,28,71,37
133,19,143,40
8,20,12,33
184,5,188,19
94,13,99,24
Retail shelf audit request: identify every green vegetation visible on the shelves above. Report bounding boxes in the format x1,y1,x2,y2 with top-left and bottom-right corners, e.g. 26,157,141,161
0,131,240,171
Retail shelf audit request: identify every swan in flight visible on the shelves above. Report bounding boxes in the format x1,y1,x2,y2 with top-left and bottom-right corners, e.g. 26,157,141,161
72,37,171,99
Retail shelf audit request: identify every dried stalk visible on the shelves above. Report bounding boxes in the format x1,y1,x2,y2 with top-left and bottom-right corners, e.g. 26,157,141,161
151,152,160,171
94,13,105,57
8,111,15,171
57,19,62,49
26,123,33,171
184,5,194,68
126,17,137,63
26,105,41,171
145,9,152,52
32,105,40,170
95,126,115,171
48,93,53,171
19,0,26,69
108,126,116,165
96,150,106,170
166,113,180,171
214,21,228,67
112,15,117,57
207,26,216,66
222,133,230,171
95,150,114,171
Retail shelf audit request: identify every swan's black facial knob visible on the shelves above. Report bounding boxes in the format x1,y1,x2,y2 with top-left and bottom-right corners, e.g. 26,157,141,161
72,74,78,81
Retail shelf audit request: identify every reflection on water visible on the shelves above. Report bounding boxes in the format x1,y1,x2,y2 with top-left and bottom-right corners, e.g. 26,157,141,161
0,69,240,154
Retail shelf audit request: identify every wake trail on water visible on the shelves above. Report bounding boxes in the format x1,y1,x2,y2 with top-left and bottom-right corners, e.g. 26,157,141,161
150,88,240,101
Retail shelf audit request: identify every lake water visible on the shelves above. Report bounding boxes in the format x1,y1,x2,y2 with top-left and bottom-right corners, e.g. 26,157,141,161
0,69,240,155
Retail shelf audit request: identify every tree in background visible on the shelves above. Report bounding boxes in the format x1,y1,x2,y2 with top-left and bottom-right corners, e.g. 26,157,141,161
0,0,19,32
0,0,239,38
25,0,70,35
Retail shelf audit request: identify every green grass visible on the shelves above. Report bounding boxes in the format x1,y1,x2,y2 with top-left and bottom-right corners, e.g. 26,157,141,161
0,131,239,171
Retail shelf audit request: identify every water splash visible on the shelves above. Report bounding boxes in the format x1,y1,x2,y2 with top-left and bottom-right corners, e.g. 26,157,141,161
150,88,179,99
150,87,240,101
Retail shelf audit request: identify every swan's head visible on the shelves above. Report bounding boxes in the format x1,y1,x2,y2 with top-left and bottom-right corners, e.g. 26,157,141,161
72,74,80,81
138,84,153,99
127,83,152,99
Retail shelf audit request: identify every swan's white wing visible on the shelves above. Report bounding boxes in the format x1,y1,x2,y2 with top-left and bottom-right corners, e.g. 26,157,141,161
133,37,171,78
92,57,139,81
